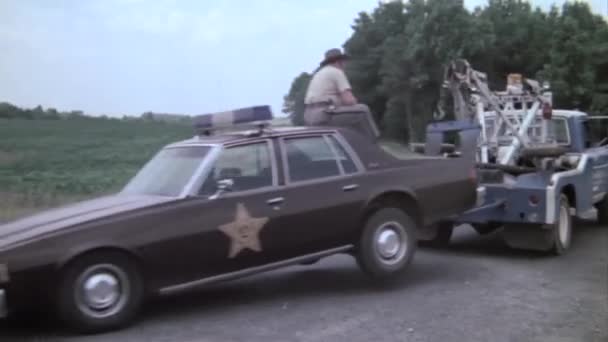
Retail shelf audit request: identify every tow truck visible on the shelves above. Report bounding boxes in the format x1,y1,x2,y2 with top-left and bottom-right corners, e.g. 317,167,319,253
420,59,608,255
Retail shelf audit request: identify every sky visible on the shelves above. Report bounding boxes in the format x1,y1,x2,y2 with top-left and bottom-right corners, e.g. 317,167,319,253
0,0,606,118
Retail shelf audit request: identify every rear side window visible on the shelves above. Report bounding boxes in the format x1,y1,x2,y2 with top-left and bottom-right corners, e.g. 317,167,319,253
284,136,340,182
328,135,357,174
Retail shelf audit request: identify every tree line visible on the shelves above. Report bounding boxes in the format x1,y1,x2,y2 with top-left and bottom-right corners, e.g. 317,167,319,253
0,102,193,124
283,0,608,142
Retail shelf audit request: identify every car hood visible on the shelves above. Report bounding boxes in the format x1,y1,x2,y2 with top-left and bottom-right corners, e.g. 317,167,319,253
0,193,177,246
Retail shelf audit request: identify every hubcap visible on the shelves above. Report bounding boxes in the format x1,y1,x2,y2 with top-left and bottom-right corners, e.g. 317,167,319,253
374,222,408,265
83,273,120,310
558,203,570,247
75,264,130,318
377,229,400,258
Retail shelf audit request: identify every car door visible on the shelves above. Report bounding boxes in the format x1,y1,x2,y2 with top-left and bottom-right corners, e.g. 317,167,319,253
270,132,368,258
140,139,290,289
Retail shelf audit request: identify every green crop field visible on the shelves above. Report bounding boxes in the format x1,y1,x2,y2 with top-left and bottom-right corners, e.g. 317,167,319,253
0,118,192,222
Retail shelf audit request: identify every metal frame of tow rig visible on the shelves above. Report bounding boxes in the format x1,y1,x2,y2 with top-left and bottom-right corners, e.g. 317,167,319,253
428,59,603,254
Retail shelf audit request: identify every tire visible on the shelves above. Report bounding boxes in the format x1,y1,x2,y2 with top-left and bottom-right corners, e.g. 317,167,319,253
56,251,144,334
595,196,608,225
503,194,572,255
355,207,417,280
551,194,572,255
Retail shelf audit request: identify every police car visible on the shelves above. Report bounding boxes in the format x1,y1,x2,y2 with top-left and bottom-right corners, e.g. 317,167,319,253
0,105,479,333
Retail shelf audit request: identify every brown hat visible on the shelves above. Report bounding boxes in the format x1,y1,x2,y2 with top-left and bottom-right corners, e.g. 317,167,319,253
320,48,349,66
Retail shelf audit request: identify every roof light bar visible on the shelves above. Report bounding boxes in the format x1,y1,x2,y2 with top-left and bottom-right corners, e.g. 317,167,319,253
193,105,274,135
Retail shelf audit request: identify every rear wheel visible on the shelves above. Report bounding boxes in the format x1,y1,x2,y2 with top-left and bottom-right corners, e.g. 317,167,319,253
551,194,572,255
355,207,417,280
56,251,144,334
503,194,572,255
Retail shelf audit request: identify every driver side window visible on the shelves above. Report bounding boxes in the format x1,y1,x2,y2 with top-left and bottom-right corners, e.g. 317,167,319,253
199,141,274,195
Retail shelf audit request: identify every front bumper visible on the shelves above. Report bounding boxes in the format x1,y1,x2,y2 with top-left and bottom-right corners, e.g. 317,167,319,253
0,289,6,318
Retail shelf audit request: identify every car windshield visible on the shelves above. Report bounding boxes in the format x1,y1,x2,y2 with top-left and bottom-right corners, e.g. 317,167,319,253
121,146,212,197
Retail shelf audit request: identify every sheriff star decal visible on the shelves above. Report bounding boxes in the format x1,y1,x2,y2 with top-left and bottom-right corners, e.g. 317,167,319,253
218,203,269,258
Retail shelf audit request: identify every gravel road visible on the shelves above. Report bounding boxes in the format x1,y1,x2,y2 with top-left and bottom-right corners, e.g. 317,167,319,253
1,222,606,342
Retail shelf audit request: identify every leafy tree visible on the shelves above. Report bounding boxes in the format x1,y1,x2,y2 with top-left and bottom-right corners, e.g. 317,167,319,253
283,0,608,138
539,2,601,111
281,72,312,125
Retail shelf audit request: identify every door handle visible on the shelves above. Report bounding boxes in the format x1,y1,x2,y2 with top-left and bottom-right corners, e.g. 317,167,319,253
266,197,284,205
342,184,359,192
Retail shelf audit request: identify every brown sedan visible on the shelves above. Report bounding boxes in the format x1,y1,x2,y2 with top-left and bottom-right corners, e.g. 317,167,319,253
0,121,478,333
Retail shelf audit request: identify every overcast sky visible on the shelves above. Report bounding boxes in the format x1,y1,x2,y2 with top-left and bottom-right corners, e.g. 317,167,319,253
0,0,606,117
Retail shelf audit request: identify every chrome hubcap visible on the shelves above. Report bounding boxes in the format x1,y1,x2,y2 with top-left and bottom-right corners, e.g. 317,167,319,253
377,229,400,258
75,264,129,318
374,222,408,265
83,273,120,310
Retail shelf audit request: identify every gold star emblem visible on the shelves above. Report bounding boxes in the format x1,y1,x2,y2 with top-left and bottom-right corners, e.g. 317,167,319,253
218,203,269,258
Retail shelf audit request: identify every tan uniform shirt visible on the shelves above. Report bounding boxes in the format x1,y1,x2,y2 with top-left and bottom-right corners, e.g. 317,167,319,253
304,65,352,106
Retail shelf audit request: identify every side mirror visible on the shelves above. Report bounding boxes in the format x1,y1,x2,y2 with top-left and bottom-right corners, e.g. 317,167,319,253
209,178,233,200
217,178,234,192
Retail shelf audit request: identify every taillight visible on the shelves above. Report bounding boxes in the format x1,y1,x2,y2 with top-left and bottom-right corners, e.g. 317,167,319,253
542,102,552,120
529,195,540,206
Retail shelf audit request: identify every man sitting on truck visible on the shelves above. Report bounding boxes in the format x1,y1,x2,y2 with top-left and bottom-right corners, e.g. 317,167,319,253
303,48,380,141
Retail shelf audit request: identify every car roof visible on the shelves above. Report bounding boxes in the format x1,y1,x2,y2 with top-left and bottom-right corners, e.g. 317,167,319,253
165,125,343,148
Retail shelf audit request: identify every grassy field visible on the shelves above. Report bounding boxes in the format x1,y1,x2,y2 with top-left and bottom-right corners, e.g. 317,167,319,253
0,118,192,222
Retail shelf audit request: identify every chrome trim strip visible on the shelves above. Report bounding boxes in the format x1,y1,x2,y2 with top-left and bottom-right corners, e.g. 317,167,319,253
267,138,280,187
0,289,6,318
324,134,345,175
332,133,366,173
158,245,354,296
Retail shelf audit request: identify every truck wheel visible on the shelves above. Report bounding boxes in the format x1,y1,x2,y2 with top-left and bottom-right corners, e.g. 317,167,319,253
551,194,572,255
356,207,417,280
595,196,608,225
56,251,144,334
503,195,572,255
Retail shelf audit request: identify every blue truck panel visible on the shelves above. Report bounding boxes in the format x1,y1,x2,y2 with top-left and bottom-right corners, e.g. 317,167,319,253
455,173,549,225
451,111,608,227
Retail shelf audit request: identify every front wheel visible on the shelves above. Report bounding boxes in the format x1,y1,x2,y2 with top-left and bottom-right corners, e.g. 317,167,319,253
551,194,572,255
355,207,417,280
56,251,144,334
